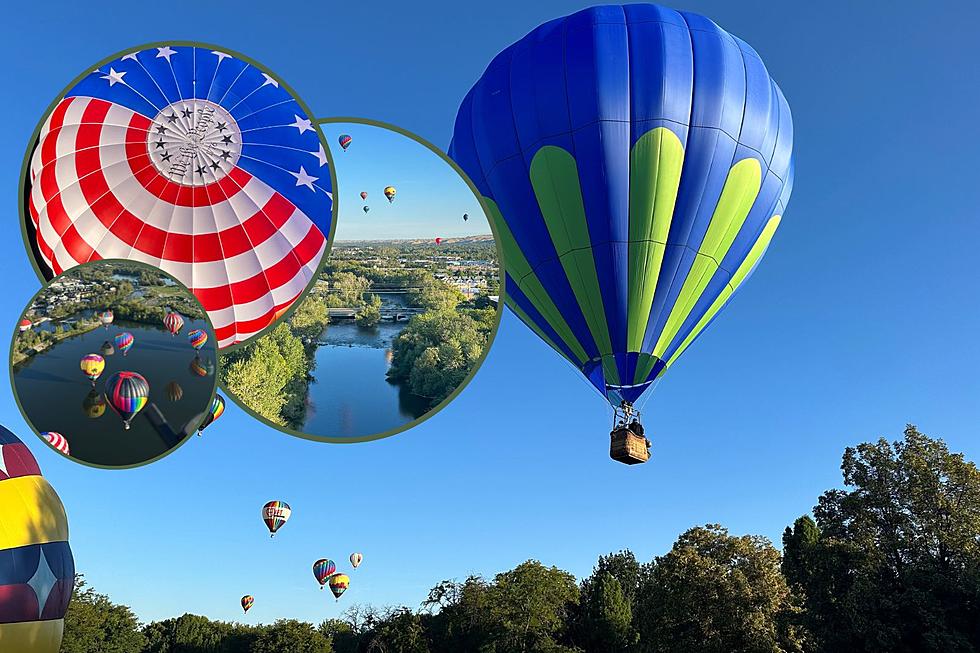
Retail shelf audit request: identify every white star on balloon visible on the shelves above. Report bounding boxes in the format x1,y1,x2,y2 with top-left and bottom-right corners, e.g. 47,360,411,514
261,73,279,88
121,52,139,62
156,46,177,61
290,166,318,191
27,550,59,619
212,50,230,63
101,68,126,86
311,144,328,167
289,115,313,134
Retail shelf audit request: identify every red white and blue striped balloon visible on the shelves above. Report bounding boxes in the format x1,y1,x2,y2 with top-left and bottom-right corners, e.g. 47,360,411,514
24,44,333,349
41,432,70,456
163,312,184,336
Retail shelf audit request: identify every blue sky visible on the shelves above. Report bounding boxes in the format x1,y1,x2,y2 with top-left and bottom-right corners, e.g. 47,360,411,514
2,0,980,627
325,121,490,240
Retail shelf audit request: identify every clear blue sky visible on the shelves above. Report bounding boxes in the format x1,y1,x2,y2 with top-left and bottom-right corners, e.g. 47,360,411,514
2,0,980,627
325,121,490,240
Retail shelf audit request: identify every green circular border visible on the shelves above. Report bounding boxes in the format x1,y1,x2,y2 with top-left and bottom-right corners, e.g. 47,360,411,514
8,258,220,470
218,116,507,444
16,40,340,354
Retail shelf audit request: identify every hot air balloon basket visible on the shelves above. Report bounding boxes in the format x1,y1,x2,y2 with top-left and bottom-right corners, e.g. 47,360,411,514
610,428,650,465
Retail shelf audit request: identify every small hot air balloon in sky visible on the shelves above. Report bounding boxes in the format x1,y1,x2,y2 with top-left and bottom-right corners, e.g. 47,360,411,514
18,318,31,332
189,356,208,377
241,595,253,614
313,559,337,589
328,574,350,600
42,432,69,456
463,213,469,222
360,191,368,200
350,552,363,569
339,134,352,151
166,381,183,402
363,206,370,214
384,186,396,203
104,371,149,430
435,238,443,245
262,500,291,537
198,394,225,435
79,353,105,386
100,310,113,329
164,312,184,336
188,328,208,351
82,390,106,419
100,340,115,356
449,4,794,463
113,332,134,356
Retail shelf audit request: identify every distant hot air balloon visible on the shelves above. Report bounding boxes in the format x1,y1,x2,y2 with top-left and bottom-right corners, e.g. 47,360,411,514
188,329,208,350
339,134,352,151
100,340,115,356
360,192,368,200
262,500,291,537
24,46,332,350
363,206,370,214
241,595,254,614
350,552,363,569
82,390,106,419
189,356,208,377
313,559,337,589
166,381,183,402
18,318,31,332
41,432,70,456
435,238,443,245
100,310,113,329
104,371,149,430
449,4,794,463
163,312,184,336
113,332,134,356
463,213,469,222
384,186,396,203
0,426,74,653
328,574,350,600
198,394,225,435
79,353,105,386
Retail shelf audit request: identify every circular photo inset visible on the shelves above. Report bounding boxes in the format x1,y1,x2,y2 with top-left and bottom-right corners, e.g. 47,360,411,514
10,260,218,467
20,42,337,350
220,119,503,441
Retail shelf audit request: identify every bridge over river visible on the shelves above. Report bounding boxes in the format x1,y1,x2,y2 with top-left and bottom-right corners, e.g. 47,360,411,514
326,307,424,321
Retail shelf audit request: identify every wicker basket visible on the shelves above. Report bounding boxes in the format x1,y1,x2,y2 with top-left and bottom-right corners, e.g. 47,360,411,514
610,427,650,465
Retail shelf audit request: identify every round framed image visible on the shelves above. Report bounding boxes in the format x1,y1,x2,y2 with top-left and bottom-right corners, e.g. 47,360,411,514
10,259,219,467
19,41,338,351
219,118,505,442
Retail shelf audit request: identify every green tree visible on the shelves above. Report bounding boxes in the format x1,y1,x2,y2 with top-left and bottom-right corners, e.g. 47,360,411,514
357,294,382,328
576,572,637,652
61,575,146,653
485,560,580,652
251,619,333,653
319,618,359,653
291,295,329,338
635,525,801,653
408,279,465,312
784,425,980,653
220,323,306,425
332,272,371,306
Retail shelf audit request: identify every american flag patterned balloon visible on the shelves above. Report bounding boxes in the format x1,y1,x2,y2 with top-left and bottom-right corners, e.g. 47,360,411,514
24,44,333,349
41,432,70,456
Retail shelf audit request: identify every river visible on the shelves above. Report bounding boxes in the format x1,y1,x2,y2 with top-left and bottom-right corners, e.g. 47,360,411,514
301,292,430,439
12,317,217,466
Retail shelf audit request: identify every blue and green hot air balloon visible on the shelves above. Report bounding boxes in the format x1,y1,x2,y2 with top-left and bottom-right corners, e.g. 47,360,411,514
449,4,793,461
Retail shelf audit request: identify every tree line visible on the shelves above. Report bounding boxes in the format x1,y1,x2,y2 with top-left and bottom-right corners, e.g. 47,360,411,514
61,425,980,652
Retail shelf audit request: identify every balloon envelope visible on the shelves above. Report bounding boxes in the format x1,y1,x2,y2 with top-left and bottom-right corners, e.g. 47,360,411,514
163,312,184,336
79,353,105,383
113,332,134,356
0,426,74,653
18,318,31,332
328,573,350,599
262,500,291,536
198,394,225,433
241,595,253,613
449,4,793,408
350,552,363,568
339,134,352,150
99,310,113,326
360,191,368,200
384,186,396,202
25,46,332,349
42,432,70,456
188,328,208,350
313,559,337,587
104,371,149,429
